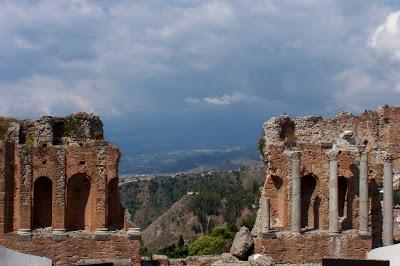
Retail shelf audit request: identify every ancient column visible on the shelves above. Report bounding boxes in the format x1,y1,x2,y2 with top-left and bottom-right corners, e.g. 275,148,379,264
359,152,369,235
260,195,270,233
383,154,394,246
291,151,301,233
328,150,339,233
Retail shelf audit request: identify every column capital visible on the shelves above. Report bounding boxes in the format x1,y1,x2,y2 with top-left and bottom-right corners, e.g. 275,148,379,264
374,150,394,165
290,151,301,161
382,153,394,164
360,151,368,162
326,150,339,161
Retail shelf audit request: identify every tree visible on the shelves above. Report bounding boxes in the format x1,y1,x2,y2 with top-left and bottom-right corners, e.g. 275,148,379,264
188,226,236,256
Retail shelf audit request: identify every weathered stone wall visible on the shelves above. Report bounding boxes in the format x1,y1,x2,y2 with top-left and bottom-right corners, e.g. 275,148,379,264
0,112,135,264
0,233,141,266
0,141,15,234
256,105,400,262
254,231,370,264
0,112,124,232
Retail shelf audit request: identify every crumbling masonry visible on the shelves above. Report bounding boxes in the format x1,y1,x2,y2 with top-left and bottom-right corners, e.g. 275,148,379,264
253,105,399,264
0,113,141,265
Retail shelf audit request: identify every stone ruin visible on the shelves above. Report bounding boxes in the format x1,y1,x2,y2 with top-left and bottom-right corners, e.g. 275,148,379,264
252,105,400,264
0,113,141,265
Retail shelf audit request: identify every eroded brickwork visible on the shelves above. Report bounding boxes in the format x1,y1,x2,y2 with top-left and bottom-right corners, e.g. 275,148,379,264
0,112,140,265
254,231,370,264
254,105,400,263
2,233,141,266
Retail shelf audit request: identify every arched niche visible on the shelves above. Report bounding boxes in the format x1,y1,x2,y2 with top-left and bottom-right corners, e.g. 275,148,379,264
33,176,52,228
301,174,320,229
107,178,124,230
265,175,286,228
66,173,94,231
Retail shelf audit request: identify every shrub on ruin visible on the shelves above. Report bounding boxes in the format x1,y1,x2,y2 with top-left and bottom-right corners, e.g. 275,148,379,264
210,226,236,239
188,227,235,256
257,136,266,159
188,235,226,256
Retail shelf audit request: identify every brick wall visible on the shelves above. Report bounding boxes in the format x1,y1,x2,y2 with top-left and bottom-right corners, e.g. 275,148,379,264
259,106,400,250
0,233,141,266
0,113,137,264
254,231,371,264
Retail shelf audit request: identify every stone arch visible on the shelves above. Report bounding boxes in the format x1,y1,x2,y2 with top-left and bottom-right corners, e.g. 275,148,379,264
301,174,319,229
265,175,286,228
33,176,52,228
107,178,124,230
66,173,94,231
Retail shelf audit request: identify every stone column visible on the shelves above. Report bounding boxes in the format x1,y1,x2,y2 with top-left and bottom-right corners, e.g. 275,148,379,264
291,151,301,233
260,196,270,233
328,150,339,233
383,154,394,246
359,152,369,235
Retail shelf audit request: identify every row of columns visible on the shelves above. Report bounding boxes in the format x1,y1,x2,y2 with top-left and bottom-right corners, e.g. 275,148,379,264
326,151,371,235
262,150,394,246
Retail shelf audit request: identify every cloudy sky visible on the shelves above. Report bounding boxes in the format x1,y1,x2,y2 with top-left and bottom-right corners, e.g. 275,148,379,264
1,0,400,154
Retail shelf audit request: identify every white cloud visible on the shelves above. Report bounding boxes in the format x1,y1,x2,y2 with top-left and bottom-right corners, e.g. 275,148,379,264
186,92,263,106
0,75,126,118
370,11,400,60
184,98,201,104
0,0,398,123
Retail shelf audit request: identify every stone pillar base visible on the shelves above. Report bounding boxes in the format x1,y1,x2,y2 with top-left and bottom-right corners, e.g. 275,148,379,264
17,229,32,241
358,230,371,239
52,228,67,242
94,228,110,241
327,231,341,237
127,228,141,241
261,231,277,239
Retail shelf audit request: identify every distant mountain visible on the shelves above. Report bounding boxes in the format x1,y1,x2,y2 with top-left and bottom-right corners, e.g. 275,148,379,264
119,146,262,175
118,166,265,252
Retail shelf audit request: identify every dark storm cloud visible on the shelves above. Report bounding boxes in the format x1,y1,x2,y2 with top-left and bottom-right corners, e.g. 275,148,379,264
0,0,399,153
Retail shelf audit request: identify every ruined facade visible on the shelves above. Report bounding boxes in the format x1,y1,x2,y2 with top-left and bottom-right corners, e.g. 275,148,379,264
254,105,399,264
0,113,141,265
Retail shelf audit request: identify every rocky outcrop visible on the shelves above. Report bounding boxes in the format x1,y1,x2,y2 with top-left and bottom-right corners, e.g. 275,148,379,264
211,253,241,266
151,253,275,266
230,227,254,259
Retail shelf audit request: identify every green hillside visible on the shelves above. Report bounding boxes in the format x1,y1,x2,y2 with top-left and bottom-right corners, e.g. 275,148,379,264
119,166,265,252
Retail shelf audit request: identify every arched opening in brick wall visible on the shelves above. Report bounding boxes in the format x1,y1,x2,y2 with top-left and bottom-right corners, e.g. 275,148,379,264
301,174,319,229
33,176,52,228
66,173,93,231
107,178,124,230
265,175,286,228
